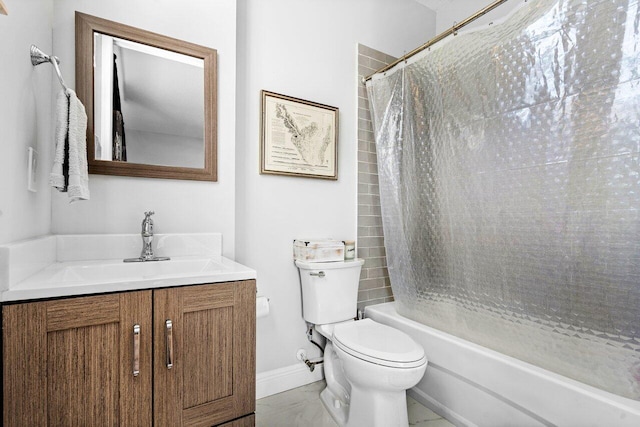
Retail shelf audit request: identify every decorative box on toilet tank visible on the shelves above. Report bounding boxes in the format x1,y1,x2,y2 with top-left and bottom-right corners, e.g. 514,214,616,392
293,239,345,262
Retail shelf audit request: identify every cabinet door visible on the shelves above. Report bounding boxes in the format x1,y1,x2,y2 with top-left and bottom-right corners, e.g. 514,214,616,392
217,414,255,427
2,291,153,426
154,280,256,427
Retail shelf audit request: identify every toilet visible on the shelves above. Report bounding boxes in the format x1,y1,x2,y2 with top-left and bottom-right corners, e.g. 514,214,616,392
296,258,427,427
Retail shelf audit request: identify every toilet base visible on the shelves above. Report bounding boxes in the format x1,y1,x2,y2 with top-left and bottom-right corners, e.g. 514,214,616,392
348,385,409,427
320,383,410,427
320,386,348,426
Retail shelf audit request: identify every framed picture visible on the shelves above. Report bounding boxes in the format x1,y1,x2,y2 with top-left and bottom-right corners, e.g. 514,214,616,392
260,90,338,180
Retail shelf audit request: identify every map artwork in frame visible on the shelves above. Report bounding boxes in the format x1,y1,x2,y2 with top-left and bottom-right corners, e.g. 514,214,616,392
260,91,338,180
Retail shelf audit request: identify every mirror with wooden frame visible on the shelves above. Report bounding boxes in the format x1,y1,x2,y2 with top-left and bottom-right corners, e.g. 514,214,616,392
76,12,217,181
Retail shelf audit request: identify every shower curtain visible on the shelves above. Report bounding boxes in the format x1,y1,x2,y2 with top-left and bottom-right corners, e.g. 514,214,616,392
367,0,640,400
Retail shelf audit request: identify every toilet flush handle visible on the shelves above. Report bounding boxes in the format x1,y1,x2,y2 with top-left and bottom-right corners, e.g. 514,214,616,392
310,271,325,278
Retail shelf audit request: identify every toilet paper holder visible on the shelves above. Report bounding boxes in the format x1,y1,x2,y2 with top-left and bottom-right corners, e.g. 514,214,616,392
256,295,270,319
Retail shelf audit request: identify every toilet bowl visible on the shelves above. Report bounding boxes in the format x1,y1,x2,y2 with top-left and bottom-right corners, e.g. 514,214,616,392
317,319,427,427
295,257,428,427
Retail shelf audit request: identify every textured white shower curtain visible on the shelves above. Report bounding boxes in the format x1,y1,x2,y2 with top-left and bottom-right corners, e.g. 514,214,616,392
367,0,640,400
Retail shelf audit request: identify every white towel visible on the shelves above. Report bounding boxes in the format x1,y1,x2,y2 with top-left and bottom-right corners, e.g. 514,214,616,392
66,90,90,202
49,89,90,202
49,90,68,191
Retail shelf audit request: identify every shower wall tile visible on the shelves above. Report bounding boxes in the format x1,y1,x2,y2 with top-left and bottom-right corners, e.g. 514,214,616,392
357,44,396,311
369,247,386,257
359,236,385,249
358,172,378,185
358,119,373,133
370,287,393,300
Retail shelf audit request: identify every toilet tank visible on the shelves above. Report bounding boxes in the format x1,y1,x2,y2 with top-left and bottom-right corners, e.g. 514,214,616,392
295,259,364,325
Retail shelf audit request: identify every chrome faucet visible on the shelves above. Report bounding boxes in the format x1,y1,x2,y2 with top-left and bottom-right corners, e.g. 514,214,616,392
140,211,156,260
124,211,170,262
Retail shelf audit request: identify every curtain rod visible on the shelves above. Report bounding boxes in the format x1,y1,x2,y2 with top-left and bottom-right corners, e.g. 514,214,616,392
363,0,514,84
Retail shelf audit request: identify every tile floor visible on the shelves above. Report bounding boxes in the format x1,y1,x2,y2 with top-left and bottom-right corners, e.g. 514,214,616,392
255,381,454,427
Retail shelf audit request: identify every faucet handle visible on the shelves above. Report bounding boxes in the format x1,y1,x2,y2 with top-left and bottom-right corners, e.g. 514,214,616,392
142,211,155,235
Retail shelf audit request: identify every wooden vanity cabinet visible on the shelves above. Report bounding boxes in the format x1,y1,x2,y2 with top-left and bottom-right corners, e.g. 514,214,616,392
2,280,256,427
3,291,153,426
154,281,256,426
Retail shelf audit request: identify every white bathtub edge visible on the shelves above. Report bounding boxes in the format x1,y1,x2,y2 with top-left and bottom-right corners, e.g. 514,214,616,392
366,302,640,427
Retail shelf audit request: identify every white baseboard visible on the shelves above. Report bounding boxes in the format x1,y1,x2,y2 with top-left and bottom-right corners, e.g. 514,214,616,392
256,363,324,399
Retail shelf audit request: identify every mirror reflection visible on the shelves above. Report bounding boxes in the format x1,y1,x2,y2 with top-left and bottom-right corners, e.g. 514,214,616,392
93,34,205,169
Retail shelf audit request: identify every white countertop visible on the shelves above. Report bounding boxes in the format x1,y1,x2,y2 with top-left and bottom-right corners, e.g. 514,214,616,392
2,256,256,302
0,234,257,302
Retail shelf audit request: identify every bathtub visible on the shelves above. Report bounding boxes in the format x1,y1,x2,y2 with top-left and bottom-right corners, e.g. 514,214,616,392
365,302,640,427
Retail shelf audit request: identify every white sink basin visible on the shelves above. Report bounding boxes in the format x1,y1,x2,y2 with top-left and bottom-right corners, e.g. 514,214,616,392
46,258,225,283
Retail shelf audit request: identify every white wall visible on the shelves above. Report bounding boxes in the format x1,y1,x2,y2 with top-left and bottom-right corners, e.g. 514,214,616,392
50,0,237,258
0,0,54,245
423,0,525,33
236,0,436,376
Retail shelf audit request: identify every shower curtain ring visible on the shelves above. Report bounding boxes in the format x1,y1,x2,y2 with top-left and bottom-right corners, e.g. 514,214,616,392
453,21,458,36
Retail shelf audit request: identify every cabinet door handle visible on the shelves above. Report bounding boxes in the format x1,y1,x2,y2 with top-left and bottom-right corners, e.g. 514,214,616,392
165,319,173,370
133,324,141,377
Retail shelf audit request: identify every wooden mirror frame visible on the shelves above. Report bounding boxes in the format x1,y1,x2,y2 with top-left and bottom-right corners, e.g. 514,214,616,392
75,12,217,181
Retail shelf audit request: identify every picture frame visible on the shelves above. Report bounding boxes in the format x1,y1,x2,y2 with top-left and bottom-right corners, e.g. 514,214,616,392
260,90,338,180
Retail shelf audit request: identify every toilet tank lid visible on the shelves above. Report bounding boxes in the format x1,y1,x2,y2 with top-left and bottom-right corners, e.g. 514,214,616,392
295,259,364,269
333,319,426,365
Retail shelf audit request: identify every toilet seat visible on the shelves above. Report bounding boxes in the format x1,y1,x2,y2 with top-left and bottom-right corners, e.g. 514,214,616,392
332,319,426,369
